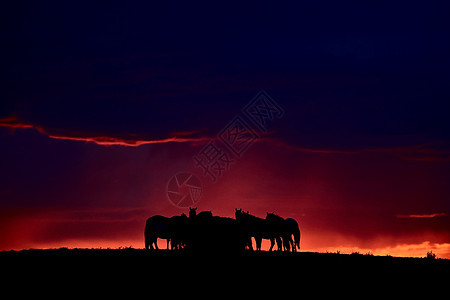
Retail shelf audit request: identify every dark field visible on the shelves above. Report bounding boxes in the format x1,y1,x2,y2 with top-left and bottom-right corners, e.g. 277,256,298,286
2,248,448,266
2,248,448,289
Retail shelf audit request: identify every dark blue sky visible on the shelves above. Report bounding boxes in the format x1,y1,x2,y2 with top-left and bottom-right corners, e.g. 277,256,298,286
3,1,450,147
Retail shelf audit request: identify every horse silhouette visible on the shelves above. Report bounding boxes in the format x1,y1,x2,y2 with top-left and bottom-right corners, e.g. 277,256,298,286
235,209,282,251
266,213,301,252
186,207,248,252
144,213,188,249
189,207,213,220
145,208,300,253
285,218,301,251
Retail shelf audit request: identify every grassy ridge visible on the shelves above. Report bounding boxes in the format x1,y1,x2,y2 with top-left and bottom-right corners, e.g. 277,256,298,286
1,248,448,265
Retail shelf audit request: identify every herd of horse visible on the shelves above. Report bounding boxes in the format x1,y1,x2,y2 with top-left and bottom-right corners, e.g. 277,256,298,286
144,208,301,252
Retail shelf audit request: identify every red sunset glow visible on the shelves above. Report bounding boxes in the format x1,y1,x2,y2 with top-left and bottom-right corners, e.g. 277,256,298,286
2,1,450,260
1,119,449,258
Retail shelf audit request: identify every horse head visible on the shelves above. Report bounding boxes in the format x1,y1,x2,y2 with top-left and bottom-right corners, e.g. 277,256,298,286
180,213,188,221
266,212,284,222
235,208,243,220
189,207,197,219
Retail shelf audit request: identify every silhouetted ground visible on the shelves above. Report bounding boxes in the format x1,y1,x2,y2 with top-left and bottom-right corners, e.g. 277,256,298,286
1,248,449,266
2,248,448,290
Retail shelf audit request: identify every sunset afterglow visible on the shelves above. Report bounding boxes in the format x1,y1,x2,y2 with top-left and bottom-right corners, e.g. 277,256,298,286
1,1,449,259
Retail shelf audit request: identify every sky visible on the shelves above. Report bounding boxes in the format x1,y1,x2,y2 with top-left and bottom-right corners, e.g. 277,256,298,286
1,1,450,257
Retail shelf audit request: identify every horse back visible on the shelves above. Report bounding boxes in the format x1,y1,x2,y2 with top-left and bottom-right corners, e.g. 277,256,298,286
145,215,173,234
285,218,299,229
146,215,170,226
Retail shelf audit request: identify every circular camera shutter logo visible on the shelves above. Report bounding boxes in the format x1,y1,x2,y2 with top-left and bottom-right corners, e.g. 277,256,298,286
167,173,202,208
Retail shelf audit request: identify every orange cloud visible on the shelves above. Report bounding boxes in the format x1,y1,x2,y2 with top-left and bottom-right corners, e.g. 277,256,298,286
396,213,447,219
0,116,210,147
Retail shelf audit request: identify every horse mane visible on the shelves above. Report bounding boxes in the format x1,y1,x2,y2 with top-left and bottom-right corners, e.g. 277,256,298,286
266,212,284,222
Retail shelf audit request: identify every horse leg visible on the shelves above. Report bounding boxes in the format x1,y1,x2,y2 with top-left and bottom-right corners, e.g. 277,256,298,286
290,235,296,252
276,237,282,251
149,238,155,250
294,229,301,251
246,237,253,251
284,235,292,252
283,235,290,252
148,234,155,249
269,238,274,251
285,235,290,252
171,238,177,250
145,229,150,249
255,237,262,251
